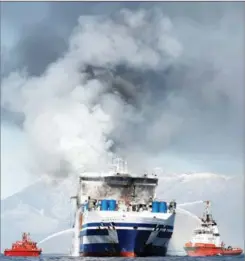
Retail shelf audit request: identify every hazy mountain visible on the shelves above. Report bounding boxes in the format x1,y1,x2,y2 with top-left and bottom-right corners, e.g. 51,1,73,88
1,172,243,254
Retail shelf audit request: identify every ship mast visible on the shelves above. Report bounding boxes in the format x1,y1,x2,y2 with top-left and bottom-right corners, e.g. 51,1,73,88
112,157,128,175
203,200,213,223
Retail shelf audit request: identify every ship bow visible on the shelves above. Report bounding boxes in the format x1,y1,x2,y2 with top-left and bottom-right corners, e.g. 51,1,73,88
80,221,174,257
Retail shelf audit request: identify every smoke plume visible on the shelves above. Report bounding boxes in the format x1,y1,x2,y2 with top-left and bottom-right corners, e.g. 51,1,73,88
1,4,244,180
2,8,182,178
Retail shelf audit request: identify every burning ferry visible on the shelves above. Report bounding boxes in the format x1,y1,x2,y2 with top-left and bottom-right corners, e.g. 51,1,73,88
70,158,177,257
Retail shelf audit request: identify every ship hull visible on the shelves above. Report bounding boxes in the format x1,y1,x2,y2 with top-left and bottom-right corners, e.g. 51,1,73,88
184,246,222,257
184,246,243,257
4,250,41,257
79,211,175,257
221,249,243,256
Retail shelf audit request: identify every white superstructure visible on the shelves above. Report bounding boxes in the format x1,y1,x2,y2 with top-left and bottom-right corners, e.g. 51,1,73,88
188,201,221,247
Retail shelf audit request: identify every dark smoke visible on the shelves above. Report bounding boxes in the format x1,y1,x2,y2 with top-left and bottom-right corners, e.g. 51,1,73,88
1,2,244,175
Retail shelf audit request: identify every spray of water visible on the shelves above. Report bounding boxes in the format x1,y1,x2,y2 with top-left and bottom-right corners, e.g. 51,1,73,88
71,209,81,257
37,228,74,245
178,200,204,207
167,206,201,255
176,206,200,222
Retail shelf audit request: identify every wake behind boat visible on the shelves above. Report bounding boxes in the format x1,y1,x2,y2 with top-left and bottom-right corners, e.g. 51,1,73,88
70,158,177,257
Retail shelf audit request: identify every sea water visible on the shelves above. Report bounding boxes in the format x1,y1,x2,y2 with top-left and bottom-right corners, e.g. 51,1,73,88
0,254,244,261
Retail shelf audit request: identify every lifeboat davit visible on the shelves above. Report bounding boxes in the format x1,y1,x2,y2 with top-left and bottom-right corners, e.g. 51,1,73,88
4,232,42,257
184,201,243,257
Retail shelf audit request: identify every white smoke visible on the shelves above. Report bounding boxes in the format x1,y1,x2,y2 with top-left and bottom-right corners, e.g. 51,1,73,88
2,6,243,181
1,8,183,179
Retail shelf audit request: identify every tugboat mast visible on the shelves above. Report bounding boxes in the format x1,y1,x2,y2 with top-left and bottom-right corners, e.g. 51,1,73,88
203,200,213,223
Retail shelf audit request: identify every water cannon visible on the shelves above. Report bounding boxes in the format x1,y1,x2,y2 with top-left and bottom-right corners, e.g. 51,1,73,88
203,200,211,205
203,200,212,211
168,200,177,213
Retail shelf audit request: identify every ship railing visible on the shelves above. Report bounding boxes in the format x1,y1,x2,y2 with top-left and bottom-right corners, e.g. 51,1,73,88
80,198,173,214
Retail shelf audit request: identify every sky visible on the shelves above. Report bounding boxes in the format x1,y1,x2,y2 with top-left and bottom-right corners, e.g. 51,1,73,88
1,2,244,200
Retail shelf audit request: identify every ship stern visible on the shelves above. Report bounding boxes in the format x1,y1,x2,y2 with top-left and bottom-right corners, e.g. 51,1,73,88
80,211,175,257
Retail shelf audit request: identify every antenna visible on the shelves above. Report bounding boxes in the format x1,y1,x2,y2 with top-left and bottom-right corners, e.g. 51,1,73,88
124,161,128,174
204,200,211,214
112,157,128,174
203,200,213,222
152,167,163,176
116,158,120,173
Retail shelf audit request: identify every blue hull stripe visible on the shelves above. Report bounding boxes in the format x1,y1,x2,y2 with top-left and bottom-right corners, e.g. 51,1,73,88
157,231,172,238
80,229,172,239
80,229,109,237
80,243,167,256
82,222,173,230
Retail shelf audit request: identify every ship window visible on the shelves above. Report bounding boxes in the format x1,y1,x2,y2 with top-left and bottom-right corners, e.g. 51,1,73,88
132,177,158,185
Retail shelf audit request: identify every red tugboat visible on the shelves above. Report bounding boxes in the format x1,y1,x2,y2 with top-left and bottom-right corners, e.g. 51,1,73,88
184,201,243,257
4,232,42,257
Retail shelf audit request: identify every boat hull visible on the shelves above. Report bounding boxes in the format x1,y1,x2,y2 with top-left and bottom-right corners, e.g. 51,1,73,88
4,250,41,257
184,246,243,257
184,246,222,257
221,249,243,256
79,211,175,257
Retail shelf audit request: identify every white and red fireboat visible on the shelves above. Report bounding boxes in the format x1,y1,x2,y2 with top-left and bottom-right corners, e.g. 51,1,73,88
184,201,243,257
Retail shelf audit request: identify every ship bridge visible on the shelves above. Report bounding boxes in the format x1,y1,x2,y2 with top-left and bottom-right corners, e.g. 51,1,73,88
78,158,158,204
